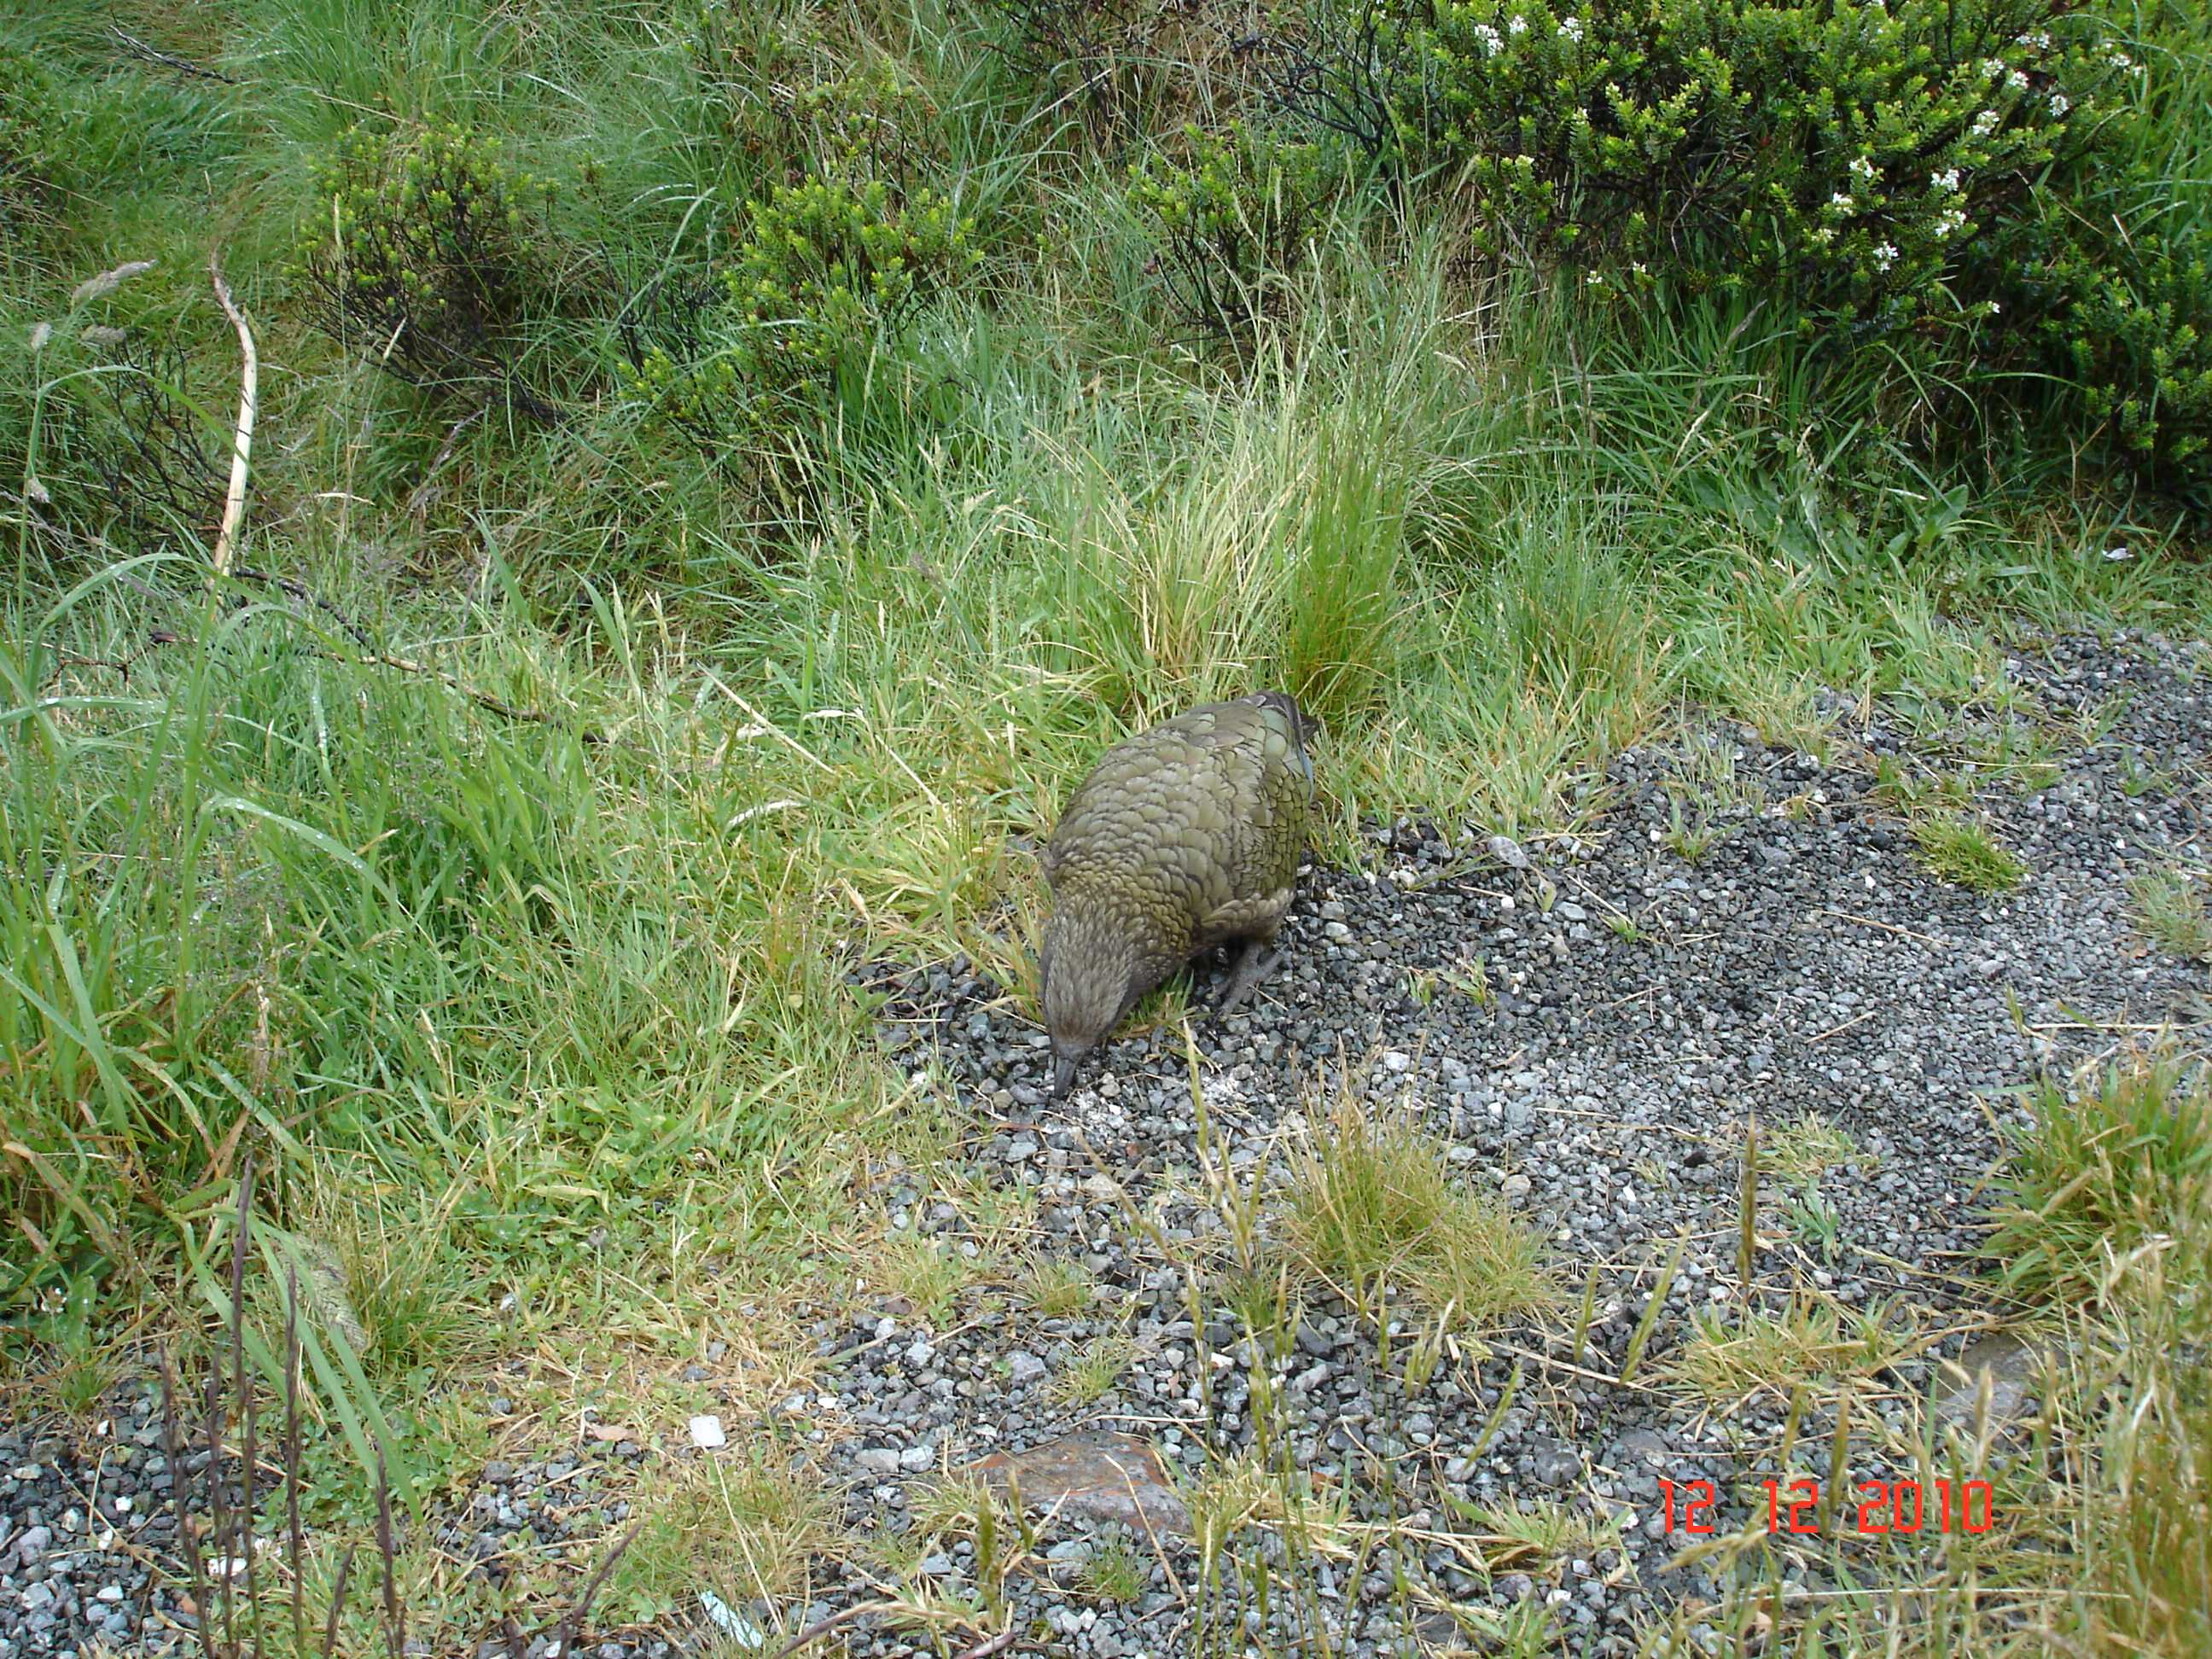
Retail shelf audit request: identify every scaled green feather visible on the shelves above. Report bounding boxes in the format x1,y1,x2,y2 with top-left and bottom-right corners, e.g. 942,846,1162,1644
1039,690,1317,1096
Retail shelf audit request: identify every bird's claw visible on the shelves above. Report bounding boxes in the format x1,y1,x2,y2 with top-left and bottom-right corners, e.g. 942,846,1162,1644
1208,946,1282,1022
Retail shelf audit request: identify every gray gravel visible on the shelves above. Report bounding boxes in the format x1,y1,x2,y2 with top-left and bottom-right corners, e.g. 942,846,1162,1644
4,631,2206,1659
830,629,2208,1655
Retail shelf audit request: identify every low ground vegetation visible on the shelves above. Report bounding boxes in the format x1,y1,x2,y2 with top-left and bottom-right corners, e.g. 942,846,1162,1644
2,0,2208,1654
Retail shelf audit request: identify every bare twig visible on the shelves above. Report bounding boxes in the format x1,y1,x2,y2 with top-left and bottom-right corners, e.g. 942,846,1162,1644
209,257,258,578
284,1265,306,1657
542,1522,640,1656
40,584,613,746
108,24,238,83
226,567,376,649
155,1349,218,1659
321,1544,358,1659
374,1463,404,1659
765,1601,909,1659
231,1160,259,1650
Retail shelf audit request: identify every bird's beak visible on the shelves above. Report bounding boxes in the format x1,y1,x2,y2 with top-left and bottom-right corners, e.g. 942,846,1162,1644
1053,1054,1078,1098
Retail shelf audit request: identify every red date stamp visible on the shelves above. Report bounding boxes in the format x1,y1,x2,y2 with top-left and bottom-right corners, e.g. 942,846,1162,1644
1660,1476,1994,1536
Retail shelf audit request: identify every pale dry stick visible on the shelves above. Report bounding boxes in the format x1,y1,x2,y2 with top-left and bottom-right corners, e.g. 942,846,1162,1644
108,24,238,83
1814,908,1949,947
763,1600,921,1659
209,255,258,579
1807,1007,1882,1045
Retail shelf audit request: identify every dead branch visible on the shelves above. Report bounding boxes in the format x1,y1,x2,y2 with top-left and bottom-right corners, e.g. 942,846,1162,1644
108,24,239,84
209,257,259,578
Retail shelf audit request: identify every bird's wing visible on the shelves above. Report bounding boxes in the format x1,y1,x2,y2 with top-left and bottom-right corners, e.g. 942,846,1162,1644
1195,885,1295,947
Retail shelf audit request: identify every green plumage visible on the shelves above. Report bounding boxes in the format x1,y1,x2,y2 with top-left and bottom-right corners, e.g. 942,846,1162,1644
1039,690,1317,1096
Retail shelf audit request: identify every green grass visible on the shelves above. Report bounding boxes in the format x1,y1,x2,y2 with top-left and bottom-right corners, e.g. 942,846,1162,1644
1278,1074,1557,1337
4,0,2212,1651
2131,864,2212,960
1910,812,2029,893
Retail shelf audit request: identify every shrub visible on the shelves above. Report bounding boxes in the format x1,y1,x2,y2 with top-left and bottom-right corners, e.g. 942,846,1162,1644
1970,49,2212,489
1129,120,1344,338
1407,0,2115,327
690,11,943,193
624,45,976,468
623,173,977,453
294,120,573,416
1276,0,2212,499
6,275,223,565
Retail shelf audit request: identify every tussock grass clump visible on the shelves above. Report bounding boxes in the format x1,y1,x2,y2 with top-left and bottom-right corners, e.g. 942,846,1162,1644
0,44,70,235
1763,1113,1871,1180
1980,1054,2212,1656
1279,1075,1555,1336
2130,864,2212,960
1012,1251,1097,1316
1672,1296,1914,1401
608,1448,832,1622
1911,812,2028,892
1988,1057,2212,1305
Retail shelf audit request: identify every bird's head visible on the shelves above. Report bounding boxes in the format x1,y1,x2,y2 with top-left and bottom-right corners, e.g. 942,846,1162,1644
1039,899,1142,1098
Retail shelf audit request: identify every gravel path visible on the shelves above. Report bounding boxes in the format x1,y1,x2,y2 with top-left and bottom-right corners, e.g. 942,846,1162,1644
4,632,2206,1659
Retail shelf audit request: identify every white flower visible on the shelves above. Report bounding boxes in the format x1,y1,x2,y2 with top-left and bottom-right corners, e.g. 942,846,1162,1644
1811,226,1836,245
1988,301,2000,314
2105,49,2134,71
2008,69,2030,92
2048,91,2069,116
1510,13,1528,34
1558,15,1583,41
1586,268,1604,284
1849,155,1877,181
1930,167,1960,192
1830,192,1856,212
1973,108,2001,136
1472,22,1503,55
1932,208,1966,239
1632,261,1648,275
1980,58,2007,80
2016,30,2051,51
1872,242,1901,271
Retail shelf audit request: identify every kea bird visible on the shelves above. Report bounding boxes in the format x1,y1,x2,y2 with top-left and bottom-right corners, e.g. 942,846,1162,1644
1039,690,1318,1097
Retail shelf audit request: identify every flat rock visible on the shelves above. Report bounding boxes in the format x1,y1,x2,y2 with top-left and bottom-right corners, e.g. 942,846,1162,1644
963,1429,1190,1537
1935,1330,2051,1429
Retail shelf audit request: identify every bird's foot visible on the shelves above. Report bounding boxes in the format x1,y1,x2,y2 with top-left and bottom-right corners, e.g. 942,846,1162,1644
1209,946,1282,1022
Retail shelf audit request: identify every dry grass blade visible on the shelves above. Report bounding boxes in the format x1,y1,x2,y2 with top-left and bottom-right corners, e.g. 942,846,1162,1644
1738,1115,1760,1292
1620,1231,1688,1385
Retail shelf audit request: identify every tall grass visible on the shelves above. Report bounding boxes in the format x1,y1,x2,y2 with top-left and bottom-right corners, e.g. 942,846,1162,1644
4,0,2212,1646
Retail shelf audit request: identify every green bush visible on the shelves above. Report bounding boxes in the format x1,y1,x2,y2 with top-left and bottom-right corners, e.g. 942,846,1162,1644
1275,0,2212,498
690,11,943,193
624,49,975,463
294,120,573,416
625,172,977,450
1129,120,1344,338
1968,26,2212,486
1409,0,2113,325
